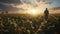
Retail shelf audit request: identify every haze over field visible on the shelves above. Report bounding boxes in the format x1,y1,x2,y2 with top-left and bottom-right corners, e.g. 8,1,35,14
0,0,60,14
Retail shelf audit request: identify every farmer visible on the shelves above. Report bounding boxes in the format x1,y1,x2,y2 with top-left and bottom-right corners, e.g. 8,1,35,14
44,8,49,21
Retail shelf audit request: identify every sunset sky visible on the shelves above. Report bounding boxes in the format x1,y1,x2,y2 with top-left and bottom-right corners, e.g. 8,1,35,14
0,0,60,14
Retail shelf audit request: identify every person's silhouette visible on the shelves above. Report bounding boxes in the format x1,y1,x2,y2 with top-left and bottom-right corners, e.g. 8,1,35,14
44,8,49,21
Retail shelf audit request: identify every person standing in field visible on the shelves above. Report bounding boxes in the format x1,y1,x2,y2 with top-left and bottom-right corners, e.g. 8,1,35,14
44,8,49,21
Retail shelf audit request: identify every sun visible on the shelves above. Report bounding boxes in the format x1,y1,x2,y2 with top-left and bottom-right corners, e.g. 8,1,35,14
30,9,38,15
27,8,42,16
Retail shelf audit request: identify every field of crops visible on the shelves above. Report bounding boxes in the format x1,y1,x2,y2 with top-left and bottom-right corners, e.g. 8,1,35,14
0,14,60,34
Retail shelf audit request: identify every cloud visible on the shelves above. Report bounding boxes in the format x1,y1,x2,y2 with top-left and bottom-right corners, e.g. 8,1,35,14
50,7,60,14
0,0,22,5
0,0,59,13
0,0,24,12
51,7,60,10
0,3,22,11
36,0,52,4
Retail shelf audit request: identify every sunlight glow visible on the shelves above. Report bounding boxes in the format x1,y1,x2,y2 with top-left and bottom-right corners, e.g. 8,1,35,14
26,8,43,16
29,9,38,15
12,0,52,15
